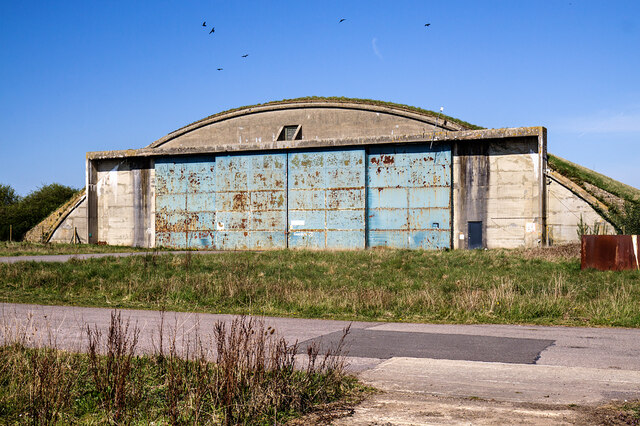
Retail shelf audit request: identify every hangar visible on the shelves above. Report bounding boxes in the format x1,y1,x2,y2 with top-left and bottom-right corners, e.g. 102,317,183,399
30,97,614,250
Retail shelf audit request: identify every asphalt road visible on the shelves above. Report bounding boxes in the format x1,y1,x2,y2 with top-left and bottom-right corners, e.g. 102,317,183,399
2,302,640,407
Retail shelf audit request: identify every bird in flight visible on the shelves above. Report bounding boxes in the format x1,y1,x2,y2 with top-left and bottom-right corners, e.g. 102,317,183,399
209,27,215,34
202,21,206,27
424,23,431,27
241,54,249,58
217,68,223,71
339,18,346,23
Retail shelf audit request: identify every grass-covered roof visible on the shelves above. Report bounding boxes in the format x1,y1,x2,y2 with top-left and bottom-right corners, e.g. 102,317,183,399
168,96,485,136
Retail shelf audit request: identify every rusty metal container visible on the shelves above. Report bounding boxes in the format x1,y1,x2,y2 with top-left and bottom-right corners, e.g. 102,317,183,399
581,235,640,271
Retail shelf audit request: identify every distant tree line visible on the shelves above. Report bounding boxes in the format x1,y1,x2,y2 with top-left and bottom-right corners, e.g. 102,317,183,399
0,183,78,241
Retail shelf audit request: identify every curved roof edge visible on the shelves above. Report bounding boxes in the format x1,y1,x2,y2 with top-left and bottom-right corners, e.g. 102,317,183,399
147,97,484,149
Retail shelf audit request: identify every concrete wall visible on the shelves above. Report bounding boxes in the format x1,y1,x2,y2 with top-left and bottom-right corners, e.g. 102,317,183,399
155,107,449,151
94,159,155,247
50,196,88,243
547,177,613,245
453,137,542,249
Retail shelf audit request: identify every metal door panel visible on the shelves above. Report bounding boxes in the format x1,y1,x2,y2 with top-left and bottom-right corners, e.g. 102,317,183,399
252,211,286,230
156,194,186,213
368,231,408,248
366,144,451,250
288,149,365,249
289,210,326,231
288,231,325,249
367,187,406,209
188,192,216,212
288,189,325,210
326,210,362,230
326,189,364,210
189,231,214,249
327,230,365,249
368,209,409,230
155,156,217,249
408,208,450,229
408,187,450,208
214,153,287,250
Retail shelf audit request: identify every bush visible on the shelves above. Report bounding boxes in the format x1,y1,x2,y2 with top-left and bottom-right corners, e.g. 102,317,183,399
0,183,77,241
620,201,640,235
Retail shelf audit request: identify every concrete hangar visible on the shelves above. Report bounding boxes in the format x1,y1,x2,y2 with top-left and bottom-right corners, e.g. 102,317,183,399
44,97,612,250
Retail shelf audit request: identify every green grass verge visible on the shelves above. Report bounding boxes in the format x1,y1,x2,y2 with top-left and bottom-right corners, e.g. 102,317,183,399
0,241,169,257
548,154,640,205
2,248,639,327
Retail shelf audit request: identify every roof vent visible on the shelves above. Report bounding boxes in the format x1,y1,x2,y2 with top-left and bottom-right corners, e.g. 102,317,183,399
277,125,301,141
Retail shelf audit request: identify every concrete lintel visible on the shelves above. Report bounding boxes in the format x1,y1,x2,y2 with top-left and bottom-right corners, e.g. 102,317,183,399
87,126,545,161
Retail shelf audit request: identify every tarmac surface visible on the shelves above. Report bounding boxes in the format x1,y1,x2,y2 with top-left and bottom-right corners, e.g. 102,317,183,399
2,301,640,410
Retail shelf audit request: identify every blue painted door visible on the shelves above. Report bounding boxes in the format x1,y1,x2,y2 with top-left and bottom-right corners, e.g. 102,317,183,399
367,144,451,249
155,156,217,248
287,149,366,249
215,153,287,249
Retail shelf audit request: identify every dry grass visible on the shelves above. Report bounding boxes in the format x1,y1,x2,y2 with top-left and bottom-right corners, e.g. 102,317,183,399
0,311,360,424
1,247,639,327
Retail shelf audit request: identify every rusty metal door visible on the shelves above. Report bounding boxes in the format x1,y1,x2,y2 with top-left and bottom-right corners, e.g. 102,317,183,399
215,153,287,249
155,156,217,248
366,144,451,249
287,149,366,249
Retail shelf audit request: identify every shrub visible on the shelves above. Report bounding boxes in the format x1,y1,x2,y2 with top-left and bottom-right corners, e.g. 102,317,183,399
620,201,640,235
0,183,77,241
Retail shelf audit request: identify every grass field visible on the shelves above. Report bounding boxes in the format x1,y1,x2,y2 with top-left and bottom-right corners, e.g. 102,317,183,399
0,241,165,257
2,245,639,327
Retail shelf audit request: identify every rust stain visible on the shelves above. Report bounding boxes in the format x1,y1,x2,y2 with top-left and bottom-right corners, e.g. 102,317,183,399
233,193,248,210
581,235,640,271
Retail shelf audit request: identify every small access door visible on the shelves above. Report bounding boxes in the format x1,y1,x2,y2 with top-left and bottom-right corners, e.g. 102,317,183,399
468,221,483,249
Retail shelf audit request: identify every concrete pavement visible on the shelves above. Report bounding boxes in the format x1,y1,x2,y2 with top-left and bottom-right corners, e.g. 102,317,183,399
2,302,640,411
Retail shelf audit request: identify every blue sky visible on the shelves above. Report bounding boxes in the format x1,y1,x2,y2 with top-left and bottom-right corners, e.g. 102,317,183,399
1,0,639,195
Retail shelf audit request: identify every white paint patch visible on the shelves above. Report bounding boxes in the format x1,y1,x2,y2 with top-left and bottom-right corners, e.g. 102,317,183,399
216,222,225,231
526,222,536,233
633,235,639,270
530,152,539,179
96,163,120,202
291,220,305,226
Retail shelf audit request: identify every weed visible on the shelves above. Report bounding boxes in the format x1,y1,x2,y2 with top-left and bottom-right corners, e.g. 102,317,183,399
86,311,141,423
0,310,360,424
